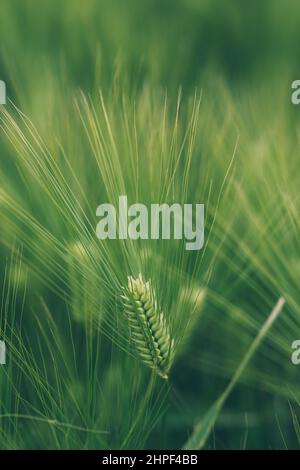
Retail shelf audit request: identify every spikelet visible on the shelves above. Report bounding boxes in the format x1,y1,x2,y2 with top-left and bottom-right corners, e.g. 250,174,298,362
121,274,174,379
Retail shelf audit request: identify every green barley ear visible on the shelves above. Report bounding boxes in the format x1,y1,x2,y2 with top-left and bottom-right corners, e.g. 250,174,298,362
121,274,174,379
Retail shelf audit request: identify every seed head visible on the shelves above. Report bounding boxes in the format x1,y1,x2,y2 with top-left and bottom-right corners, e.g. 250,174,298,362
121,274,174,379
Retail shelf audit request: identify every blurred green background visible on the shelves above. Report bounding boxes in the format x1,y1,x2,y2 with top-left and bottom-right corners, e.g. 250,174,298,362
1,0,300,450
1,0,300,93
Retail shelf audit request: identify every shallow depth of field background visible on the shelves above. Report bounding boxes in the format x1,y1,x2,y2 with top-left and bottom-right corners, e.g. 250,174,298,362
1,0,300,450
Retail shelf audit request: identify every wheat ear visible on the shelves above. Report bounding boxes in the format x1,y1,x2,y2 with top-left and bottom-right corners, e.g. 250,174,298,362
121,274,174,379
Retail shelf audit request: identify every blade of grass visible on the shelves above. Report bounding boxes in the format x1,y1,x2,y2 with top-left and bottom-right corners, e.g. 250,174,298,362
0,414,109,434
183,296,286,450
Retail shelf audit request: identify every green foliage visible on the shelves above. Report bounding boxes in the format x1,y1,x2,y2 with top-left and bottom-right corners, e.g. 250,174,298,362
183,298,286,449
0,0,300,451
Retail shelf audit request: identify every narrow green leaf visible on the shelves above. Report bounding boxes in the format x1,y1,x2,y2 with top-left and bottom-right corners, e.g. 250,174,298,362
183,297,286,450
